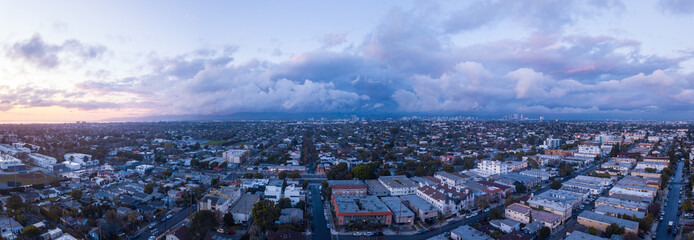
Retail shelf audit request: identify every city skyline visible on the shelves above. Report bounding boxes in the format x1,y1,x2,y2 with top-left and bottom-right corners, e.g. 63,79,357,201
2,1,694,122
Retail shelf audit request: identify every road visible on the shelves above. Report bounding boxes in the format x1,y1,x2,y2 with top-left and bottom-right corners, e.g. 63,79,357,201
131,205,193,240
655,161,684,239
310,185,331,240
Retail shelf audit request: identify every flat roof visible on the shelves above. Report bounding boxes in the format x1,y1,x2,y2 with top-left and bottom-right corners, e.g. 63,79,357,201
400,194,437,212
578,211,639,230
379,175,418,189
380,197,414,217
333,195,393,215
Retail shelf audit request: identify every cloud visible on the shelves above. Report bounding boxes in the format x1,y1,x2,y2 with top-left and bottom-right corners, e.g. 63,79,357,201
658,0,694,15
320,33,347,48
6,34,106,69
444,0,625,33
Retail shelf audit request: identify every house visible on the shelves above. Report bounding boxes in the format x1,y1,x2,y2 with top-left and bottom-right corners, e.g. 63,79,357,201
0,216,23,239
434,171,470,187
489,219,520,233
268,229,304,240
381,196,415,225
279,208,304,224
400,194,438,221
565,231,608,240
450,225,493,240
230,194,260,223
166,225,190,240
504,203,561,230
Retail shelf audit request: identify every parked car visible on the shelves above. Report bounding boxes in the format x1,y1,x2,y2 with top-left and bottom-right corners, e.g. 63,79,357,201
417,229,427,234
353,232,364,236
427,227,436,232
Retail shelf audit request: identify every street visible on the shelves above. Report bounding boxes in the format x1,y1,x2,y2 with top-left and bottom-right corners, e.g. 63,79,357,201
655,161,684,239
131,205,193,240
310,185,331,240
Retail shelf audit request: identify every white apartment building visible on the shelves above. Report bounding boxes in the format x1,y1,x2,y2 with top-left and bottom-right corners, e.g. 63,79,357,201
379,176,419,196
264,180,284,202
0,154,26,171
577,145,601,157
542,137,561,149
477,160,527,175
28,153,57,169
283,184,302,206
223,149,249,164
135,165,154,175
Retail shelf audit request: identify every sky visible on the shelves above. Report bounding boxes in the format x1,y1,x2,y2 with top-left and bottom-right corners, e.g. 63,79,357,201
1,0,694,122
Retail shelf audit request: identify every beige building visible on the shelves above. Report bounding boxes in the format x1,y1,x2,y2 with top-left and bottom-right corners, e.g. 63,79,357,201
577,211,638,235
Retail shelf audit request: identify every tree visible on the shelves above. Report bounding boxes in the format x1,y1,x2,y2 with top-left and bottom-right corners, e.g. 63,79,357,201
248,225,266,240
252,200,280,230
623,233,639,240
538,226,551,240
243,172,253,179
550,180,562,190
489,208,503,220
223,212,234,227
514,181,526,193
587,226,599,235
6,194,24,212
605,223,625,236
161,169,173,179
278,171,288,180
22,225,40,238
191,210,218,239
144,183,155,194
378,168,391,176
463,158,476,170
352,165,373,180
289,171,301,179
645,167,656,173
322,181,331,198
442,165,455,173
684,199,693,212
71,190,83,200
278,198,292,209
476,197,489,209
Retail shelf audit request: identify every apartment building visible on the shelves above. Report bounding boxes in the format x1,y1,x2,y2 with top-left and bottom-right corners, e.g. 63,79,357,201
577,211,638,235
528,190,582,222
379,176,419,196
332,195,393,226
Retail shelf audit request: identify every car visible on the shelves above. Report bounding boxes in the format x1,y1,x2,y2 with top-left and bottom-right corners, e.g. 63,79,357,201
148,237,156,240
417,229,427,234
427,227,436,232
374,232,384,236
353,232,364,236
365,232,374,236
149,224,155,229
660,216,664,221
166,214,172,219
226,230,235,235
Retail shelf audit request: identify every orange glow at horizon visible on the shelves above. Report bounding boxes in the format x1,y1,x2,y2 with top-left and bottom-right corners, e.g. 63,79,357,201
0,106,152,123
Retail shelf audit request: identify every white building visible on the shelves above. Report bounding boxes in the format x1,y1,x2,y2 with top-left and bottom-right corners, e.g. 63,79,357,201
223,149,249,164
0,154,26,172
378,176,419,196
283,184,302,206
543,137,561,149
576,145,601,157
63,153,98,166
135,165,154,175
28,153,57,169
264,180,284,202
476,160,527,175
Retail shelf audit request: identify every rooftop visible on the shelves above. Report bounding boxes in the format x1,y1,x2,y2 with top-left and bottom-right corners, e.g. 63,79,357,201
333,195,392,215
578,211,639,230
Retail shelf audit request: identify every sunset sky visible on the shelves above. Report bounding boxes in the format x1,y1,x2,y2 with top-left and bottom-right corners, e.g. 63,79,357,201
1,0,694,122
